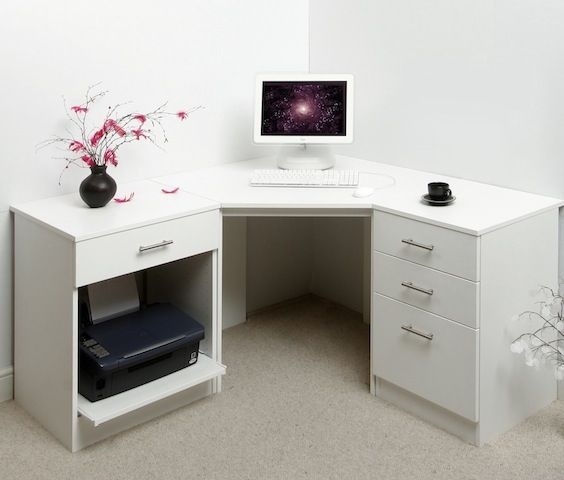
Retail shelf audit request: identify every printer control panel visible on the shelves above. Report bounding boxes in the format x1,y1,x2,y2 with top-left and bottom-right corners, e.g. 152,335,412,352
81,335,110,359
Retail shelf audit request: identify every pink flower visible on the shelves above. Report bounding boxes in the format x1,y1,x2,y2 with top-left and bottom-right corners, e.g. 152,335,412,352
161,187,179,194
131,128,147,140
103,119,126,137
103,119,116,133
69,140,85,152
104,149,118,166
114,192,135,203
71,105,88,114
133,114,147,124
113,123,126,137
81,155,95,167
90,129,105,147
177,111,188,121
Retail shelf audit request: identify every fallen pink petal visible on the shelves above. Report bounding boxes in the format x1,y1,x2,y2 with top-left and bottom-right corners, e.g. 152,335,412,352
161,187,180,194
114,192,135,203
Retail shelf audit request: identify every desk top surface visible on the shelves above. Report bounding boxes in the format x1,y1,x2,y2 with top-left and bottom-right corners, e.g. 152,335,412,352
11,156,563,239
155,156,563,236
10,180,220,241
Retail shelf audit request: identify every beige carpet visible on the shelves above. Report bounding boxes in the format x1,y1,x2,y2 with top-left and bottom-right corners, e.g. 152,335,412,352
1,296,564,480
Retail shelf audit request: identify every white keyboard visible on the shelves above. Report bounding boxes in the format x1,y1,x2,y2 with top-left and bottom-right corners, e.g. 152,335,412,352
250,169,360,188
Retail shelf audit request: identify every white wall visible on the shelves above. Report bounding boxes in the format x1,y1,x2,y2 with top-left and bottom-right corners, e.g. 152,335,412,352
310,0,564,199
0,0,309,386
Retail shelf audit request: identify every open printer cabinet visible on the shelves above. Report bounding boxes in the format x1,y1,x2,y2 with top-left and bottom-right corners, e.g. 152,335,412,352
14,213,224,452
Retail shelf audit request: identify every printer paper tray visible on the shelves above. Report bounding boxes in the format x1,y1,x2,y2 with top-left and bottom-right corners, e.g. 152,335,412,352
77,354,226,426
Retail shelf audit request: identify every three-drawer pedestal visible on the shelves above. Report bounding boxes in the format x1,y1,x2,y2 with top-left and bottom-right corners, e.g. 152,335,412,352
370,209,558,445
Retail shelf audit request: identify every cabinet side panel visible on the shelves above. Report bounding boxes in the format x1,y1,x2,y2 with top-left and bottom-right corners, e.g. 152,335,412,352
222,217,247,329
14,215,76,450
479,209,558,444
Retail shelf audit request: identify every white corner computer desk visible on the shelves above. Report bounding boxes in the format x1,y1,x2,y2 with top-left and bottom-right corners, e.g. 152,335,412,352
11,155,563,451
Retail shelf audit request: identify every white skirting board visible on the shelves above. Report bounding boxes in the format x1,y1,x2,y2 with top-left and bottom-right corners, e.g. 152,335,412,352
0,366,13,402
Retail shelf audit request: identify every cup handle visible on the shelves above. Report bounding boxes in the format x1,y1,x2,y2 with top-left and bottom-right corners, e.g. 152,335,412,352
446,189,452,198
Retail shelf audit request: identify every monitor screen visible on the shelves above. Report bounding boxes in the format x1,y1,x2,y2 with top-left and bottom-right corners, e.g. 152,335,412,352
261,81,347,136
254,74,353,145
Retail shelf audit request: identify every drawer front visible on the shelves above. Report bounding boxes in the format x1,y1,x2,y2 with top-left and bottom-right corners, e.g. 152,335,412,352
372,293,478,421
373,251,479,328
75,210,220,286
373,211,479,281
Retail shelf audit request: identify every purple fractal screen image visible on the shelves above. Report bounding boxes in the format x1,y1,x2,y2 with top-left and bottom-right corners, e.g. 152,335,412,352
261,81,347,136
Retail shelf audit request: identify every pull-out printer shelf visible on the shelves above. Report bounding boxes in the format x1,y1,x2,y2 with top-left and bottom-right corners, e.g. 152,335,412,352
78,354,226,426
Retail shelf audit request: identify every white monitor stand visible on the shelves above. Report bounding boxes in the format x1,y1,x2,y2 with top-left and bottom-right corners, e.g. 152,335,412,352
276,144,336,170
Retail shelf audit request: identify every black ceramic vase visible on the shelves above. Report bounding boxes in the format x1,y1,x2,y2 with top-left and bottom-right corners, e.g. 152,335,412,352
79,165,117,208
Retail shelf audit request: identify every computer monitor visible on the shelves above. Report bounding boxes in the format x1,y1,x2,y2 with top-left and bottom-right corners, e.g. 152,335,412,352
254,73,354,170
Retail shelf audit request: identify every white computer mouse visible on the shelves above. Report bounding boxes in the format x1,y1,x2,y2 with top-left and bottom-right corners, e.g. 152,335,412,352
352,187,375,198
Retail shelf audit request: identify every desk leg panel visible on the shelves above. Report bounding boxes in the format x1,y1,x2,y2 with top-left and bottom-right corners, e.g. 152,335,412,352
14,216,77,450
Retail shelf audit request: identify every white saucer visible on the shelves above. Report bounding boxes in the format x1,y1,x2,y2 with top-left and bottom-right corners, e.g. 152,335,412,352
421,194,456,206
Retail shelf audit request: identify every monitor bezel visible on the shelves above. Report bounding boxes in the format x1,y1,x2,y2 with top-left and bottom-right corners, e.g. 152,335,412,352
253,73,354,145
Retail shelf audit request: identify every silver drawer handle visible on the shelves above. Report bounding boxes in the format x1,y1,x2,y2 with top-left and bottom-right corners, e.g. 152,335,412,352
401,238,434,251
401,281,434,296
139,239,174,253
401,324,434,341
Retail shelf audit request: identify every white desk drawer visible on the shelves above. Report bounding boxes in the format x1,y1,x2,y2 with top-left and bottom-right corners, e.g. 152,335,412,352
75,210,220,286
373,251,479,328
372,293,478,422
373,211,479,281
